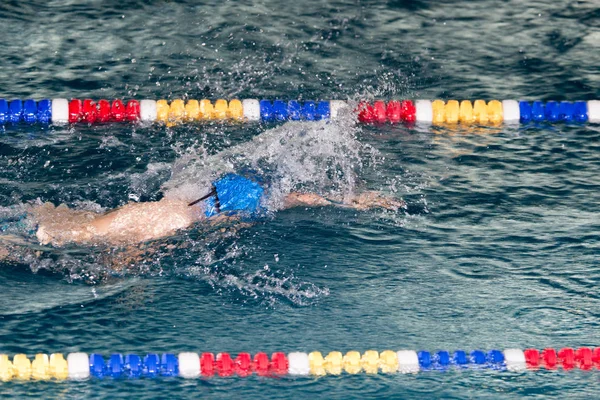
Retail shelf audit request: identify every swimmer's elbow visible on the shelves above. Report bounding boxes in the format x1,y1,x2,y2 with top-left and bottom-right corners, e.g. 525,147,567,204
283,192,332,209
36,226,51,245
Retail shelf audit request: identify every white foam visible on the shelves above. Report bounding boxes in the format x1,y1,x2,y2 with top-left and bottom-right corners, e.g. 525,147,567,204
162,119,371,209
329,100,349,120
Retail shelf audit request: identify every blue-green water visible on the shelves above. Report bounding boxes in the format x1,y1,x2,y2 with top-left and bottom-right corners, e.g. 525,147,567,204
1,0,600,398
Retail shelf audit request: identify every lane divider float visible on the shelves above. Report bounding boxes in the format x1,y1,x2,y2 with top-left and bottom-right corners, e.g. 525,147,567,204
0,347,598,380
0,98,599,126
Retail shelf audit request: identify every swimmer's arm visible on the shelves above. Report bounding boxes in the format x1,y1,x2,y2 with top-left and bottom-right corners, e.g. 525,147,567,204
88,198,202,236
284,192,405,211
34,191,403,247
35,198,203,246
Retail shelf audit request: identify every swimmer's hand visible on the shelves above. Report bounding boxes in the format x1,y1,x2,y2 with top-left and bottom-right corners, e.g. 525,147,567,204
348,191,405,211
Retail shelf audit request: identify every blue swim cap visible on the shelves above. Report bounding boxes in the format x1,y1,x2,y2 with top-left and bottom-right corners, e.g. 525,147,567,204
205,174,265,218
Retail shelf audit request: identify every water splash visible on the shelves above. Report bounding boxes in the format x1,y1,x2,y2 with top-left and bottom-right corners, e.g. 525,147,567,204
195,263,330,307
163,117,377,210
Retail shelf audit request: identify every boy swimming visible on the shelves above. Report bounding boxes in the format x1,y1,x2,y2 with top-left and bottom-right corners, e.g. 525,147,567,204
0,120,403,258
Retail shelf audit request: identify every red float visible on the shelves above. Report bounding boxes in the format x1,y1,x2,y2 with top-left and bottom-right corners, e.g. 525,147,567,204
126,100,140,121
386,100,402,123
592,348,600,368
541,348,557,369
111,99,125,122
558,348,575,370
357,102,376,123
200,352,215,376
252,352,270,376
270,352,288,375
373,101,387,123
82,99,97,123
575,347,593,370
216,353,234,376
68,99,82,123
401,100,416,123
234,353,252,377
523,349,540,368
98,99,111,122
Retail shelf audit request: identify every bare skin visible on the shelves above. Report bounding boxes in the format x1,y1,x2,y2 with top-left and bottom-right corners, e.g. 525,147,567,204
34,199,198,246
29,191,404,247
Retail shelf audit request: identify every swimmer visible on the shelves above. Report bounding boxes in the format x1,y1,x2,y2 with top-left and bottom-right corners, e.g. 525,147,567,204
0,119,403,253
24,173,403,248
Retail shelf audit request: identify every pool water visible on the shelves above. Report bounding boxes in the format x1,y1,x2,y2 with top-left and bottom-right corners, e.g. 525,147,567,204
1,0,600,398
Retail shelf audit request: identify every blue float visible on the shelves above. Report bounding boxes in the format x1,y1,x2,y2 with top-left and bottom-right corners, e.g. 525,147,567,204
417,351,431,369
470,350,486,365
453,350,468,366
487,349,505,370
160,353,178,376
125,354,142,377
37,99,52,124
108,354,124,378
519,101,532,123
0,99,8,124
143,353,160,377
316,101,330,120
259,100,274,122
8,100,23,123
301,101,316,120
434,350,450,369
272,100,288,121
531,101,545,122
89,353,106,377
23,99,37,123
573,101,588,122
544,101,559,122
288,100,302,120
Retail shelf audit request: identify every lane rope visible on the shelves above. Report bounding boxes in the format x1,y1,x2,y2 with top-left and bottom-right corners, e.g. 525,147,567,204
0,347,596,380
0,98,598,126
